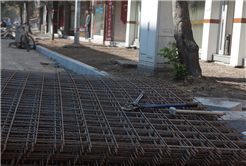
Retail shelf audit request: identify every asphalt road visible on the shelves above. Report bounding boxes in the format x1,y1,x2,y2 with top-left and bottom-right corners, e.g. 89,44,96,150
1,38,66,73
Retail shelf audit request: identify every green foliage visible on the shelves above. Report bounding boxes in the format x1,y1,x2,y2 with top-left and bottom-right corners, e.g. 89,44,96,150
1,1,36,23
157,42,190,79
3,10,18,22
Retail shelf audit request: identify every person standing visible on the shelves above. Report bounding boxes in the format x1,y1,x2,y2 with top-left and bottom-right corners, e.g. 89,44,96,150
85,10,91,39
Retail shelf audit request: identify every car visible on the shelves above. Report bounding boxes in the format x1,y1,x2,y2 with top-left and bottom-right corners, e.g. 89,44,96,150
13,21,20,26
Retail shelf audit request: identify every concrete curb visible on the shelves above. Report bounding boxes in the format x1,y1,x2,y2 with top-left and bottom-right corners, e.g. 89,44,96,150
36,46,108,75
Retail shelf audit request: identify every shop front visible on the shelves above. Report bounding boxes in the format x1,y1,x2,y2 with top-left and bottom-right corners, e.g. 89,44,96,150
134,1,141,46
217,1,234,56
125,0,141,47
93,1,105,40
201,0,245,67
69,2,75,35
65,1,91,37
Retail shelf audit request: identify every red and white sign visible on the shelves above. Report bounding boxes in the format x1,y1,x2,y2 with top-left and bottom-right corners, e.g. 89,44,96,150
106,0,113,41
121,1,127,24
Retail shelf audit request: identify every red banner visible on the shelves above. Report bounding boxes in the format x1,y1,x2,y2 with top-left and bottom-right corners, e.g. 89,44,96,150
106,0,113,41
121,1,128,24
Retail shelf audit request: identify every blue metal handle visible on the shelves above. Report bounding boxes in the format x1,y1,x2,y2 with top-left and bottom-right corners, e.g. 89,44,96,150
133,92,144,106
138,103,197,109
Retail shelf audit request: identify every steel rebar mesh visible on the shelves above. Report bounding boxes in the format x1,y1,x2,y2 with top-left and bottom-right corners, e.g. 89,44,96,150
1,69,246,166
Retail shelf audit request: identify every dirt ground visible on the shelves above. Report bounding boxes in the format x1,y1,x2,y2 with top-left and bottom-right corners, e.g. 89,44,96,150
37,39,246,101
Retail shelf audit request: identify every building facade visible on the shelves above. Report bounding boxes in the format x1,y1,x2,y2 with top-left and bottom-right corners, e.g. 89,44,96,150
39,0,140,46
189,0,246,67
138,0,246,75
201,0,246,67
39,0,245,75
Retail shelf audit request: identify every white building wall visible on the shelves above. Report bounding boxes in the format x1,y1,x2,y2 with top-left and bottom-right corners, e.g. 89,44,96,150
156,1,176,68
226,1,235,36
138,0,175,75
125,0,137,47
201,0,220,61
230,0,246,66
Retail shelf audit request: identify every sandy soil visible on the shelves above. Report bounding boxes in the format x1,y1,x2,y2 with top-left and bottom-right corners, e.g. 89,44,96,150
37,39,246,102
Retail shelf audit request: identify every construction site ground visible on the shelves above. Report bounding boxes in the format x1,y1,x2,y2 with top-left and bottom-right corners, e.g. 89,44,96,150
2,35,246,165
37,39,246,103
1,39,66,73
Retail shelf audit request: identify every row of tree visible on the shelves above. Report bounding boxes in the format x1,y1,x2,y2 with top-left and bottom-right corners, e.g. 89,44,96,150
1,1,36,33
1,2,19,23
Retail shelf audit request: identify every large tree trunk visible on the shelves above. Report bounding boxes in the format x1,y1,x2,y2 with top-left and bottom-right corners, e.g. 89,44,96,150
172,1,202,78
64,1,70,36
42,0,55,40
25,1,32,34
20,6,23,25
49,11,54,40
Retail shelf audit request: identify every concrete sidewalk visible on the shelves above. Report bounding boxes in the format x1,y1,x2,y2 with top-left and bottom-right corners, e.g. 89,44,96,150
1,39,66,73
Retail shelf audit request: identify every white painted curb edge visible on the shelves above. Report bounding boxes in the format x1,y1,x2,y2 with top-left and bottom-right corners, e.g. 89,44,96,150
36,46,108,76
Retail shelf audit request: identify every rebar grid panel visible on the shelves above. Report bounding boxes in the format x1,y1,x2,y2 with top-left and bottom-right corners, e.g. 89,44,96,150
1,70,246,166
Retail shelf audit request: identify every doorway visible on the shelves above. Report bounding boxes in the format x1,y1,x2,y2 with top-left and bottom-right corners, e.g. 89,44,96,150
59,6,64,28
218,1,228,55
93,3,105,40
218,1,234,55
134,1,141,44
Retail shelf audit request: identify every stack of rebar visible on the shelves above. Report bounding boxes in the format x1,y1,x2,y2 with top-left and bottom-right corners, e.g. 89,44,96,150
1,69,246,166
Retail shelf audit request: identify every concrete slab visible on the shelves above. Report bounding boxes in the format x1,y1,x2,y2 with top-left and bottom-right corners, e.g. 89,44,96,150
116,59,138,68
1,39,66,73
196,97,242,111
242,132,246,139
221,111,246,132
218,111,246,132
36,45,107,75
213,54,231,64
220,111,246,121
227,120,246,133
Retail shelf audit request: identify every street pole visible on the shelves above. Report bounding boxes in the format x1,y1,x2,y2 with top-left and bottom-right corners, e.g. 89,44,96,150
74,0,80,44
24,3,26,23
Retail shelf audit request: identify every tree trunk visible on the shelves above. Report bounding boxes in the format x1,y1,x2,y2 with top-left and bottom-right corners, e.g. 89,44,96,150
172,1,202,78
44,1,54,40
20,6,23,25
64,1,70,36
25,1,32,34
49,11,54,40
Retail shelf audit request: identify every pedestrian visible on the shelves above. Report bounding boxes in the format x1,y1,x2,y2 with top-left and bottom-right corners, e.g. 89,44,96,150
6,20,10,27
1,19,6,27
85,10,91,39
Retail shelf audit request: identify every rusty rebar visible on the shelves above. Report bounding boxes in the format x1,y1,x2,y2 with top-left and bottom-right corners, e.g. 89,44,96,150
1,69,246,166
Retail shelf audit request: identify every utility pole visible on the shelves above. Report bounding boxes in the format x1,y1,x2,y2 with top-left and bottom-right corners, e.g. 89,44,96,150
24,3,26,23
74,0,80,44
